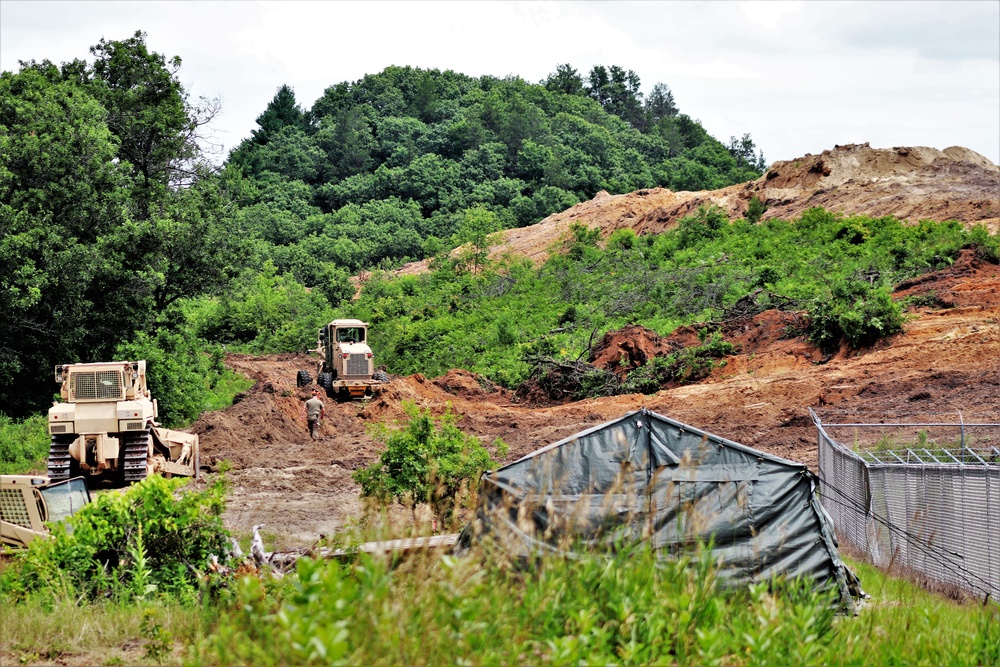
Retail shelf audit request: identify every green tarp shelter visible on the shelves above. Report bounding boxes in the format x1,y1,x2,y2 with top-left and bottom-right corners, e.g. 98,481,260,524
461,409,860,607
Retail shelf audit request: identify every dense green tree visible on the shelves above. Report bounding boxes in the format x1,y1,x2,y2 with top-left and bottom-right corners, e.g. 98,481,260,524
727,133,767,172
587,65,644,128
316,106,375,181
0,66,131,413
544,63,585,96
251,84,305,145
452,206,502,275
0,36,241,416
88,30,216,218
645,82,678,124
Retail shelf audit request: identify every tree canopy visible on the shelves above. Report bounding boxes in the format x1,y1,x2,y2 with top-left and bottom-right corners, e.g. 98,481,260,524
0,33,241,416
227,64,767,278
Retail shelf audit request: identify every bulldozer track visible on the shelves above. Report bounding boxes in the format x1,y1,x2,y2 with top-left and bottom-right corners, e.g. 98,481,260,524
46,435,75,481
120,428,151,484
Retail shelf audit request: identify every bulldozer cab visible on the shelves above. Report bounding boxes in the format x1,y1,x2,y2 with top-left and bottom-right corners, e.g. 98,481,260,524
1,476,90,550
57,361,148,402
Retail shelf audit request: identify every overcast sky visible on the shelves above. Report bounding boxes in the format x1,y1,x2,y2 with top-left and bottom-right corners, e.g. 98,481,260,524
2,1,998,166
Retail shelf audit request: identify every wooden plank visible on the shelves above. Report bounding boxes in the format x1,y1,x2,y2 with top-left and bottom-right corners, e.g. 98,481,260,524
268,533,460,568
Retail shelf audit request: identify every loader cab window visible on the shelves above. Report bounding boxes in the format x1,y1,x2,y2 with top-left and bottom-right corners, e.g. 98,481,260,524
336,327,365,344
39,478,91,524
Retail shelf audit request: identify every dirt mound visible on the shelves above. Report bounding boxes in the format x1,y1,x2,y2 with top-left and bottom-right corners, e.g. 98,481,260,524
432,369,509,400
753,144,1000,228
393,143,999,278
893,247,1000,308
589,324,679,378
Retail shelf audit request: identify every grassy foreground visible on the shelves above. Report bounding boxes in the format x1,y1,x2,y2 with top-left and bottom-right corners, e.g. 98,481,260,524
3,548,996,666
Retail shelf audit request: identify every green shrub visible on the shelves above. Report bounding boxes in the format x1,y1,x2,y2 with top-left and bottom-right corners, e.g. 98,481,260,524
745,195,768,224
0,414,49,474
194,262,334,353
808,279,905,353
353,402,507,522
677,205,729,248
0,476,229,603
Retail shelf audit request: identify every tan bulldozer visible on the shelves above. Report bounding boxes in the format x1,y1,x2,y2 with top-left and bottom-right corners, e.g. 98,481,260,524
1,474,90,555
47,361,199,486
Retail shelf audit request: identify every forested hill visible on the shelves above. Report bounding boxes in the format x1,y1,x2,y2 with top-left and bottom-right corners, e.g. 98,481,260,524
225,64,766,281
0,33,764,418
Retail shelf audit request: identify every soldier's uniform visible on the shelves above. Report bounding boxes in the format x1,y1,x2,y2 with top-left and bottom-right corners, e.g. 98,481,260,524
305,392,325,440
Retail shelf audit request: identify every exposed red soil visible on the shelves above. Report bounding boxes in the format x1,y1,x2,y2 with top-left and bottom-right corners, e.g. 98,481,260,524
589,324,680,379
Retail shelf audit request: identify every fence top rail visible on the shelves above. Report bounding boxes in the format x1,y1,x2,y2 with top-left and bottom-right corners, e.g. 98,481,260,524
855,448,1000,467
820,422,1000,428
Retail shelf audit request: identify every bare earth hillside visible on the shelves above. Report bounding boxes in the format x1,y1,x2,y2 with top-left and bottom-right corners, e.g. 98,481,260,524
393,143,999,277
188,144,999,545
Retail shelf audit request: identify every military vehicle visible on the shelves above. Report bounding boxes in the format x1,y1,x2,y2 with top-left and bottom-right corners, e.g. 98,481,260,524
47,361,199,485
1,474,91,553
296,319,387,400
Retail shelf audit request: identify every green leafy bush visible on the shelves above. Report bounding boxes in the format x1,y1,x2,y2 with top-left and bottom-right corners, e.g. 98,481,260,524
353,402,507,522
0,414,49,474
808,279,905,353
745,195,768,223
193,262,334,353
0,476,229,603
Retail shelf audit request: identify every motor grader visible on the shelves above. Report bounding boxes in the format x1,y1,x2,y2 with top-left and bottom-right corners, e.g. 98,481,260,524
296,319,387,400
1,474,90,555
47,361,199,486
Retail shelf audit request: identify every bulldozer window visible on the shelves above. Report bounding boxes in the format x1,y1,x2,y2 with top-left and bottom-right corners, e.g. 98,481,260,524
336,328,365,343
39,478,90,524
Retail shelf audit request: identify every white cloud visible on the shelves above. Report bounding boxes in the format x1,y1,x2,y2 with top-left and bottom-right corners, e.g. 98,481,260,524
1,0,997,165
739,1,803,32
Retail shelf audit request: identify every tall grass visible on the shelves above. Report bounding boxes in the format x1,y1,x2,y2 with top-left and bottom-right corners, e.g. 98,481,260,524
191,546,998,666
0,597,204,666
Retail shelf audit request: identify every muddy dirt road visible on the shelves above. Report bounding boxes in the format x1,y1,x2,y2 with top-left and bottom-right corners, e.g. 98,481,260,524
191,250,1000,547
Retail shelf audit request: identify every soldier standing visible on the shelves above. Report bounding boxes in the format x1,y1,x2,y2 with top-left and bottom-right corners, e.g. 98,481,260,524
304,389,325,440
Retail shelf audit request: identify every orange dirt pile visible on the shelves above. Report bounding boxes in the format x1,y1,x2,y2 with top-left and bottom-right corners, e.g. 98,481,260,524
393,143,999,278
589,324,679,379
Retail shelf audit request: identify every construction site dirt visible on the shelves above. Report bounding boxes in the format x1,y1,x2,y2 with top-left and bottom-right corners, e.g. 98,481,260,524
190,144,1000,547
190,247,1000,548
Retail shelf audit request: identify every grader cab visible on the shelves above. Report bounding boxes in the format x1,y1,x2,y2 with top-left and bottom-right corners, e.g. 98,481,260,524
296,319,387,400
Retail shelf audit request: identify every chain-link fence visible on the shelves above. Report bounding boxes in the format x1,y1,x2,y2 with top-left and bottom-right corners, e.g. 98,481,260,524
812,409,1000,600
